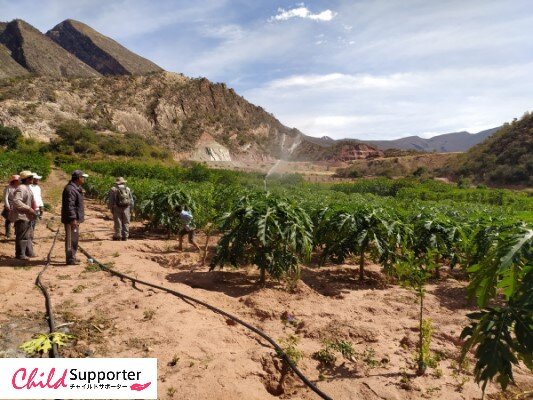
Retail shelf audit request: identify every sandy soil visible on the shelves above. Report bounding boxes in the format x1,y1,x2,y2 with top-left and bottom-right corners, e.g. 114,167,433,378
1,170,531,400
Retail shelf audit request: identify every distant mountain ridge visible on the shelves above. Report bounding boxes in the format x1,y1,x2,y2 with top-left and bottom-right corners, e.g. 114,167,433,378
363,127,500,152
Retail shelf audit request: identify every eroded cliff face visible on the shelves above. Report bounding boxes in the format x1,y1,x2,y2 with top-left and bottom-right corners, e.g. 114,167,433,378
0,72,301,160
0,72,383,162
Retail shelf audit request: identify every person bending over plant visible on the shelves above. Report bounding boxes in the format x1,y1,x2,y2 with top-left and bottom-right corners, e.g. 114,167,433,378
176,205,201,252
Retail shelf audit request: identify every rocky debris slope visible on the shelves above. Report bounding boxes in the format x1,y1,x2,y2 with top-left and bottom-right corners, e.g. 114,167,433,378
46,19,162,76
0,19,100,78
0,43,29,79
293,139,383,162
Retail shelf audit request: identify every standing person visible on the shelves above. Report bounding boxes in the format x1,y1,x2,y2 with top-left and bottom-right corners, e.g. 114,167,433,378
107,177,134,241
176,205,201,252
2,175,19,238
29,174,44,231
61,170,88,265
10,171,37,260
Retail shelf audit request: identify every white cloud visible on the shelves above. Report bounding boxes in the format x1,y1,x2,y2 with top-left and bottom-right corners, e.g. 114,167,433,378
267,73,413,90
270,6,337,22
202,24,244,41
244,64,533,140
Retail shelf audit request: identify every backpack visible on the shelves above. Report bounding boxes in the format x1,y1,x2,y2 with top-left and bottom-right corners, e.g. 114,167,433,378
116,186,131,207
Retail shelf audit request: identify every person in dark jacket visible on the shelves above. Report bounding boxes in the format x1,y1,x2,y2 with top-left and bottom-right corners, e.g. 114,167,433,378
61,170,88,265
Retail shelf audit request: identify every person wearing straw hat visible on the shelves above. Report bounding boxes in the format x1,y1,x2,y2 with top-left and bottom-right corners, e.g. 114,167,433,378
2,174,19,238
61,170,88,265
10,171,37,260
107,177,134,241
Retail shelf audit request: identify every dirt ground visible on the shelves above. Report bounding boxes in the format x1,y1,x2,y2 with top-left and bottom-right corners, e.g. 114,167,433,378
0,170,531,400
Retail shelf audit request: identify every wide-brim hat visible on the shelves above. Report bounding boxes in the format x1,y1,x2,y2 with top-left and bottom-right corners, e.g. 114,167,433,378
115,177,127,184
9,174,20,183
19,170,34,180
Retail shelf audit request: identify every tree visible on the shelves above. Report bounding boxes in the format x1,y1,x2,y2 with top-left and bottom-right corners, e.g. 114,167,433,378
210,192,313,284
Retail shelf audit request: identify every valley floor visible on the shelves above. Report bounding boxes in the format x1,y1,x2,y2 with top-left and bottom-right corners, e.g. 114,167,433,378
0,171,531,400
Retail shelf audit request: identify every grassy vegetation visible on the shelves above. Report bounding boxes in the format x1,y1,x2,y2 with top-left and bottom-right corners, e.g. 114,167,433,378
0,149,51,181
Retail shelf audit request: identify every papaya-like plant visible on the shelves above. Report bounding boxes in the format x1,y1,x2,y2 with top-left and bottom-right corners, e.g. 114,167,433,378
319,207,396,280
139,187,196,237
461,225,532,396
393,249,437,375
210,192,313,284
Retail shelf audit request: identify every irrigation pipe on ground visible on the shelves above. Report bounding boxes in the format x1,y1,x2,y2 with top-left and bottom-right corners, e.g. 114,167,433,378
78,245,334,400
35,229,60,358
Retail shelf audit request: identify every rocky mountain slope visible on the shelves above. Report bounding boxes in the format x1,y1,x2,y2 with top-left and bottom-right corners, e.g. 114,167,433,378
364,127,499,152
0,19,100,78
0,73,304,161
292,139,382,162
46,19,162,76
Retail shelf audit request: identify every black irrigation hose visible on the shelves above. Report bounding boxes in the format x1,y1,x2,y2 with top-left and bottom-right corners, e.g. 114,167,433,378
35,229,60,358
78,245,333,400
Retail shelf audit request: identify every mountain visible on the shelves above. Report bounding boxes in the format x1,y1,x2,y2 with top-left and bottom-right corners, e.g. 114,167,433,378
364,127,500,152
0,19,100,78
454,113,533,186
0,73,297,160
46,19,162,76
0,18,380,163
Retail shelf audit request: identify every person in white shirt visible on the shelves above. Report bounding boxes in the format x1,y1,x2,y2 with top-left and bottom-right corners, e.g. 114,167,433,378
29,174,44,232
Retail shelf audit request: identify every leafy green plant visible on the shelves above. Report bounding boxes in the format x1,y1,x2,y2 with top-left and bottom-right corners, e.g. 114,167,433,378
319,207,396,280
210,193,313,284
394,249,437,375
461,226,532,395
277,335,304,365
312,346,336,366
139,187,195,237
312,339,356,366
19,332,75,356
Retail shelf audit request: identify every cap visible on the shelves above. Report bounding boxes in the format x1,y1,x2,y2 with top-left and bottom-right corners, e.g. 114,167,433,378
72,170,89,179
33,174,42,180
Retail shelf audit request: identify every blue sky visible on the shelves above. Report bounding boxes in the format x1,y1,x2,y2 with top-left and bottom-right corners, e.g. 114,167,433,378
1,0,532,139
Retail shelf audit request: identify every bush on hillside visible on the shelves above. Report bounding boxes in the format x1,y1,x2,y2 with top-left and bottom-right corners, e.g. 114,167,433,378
0,125,22,150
